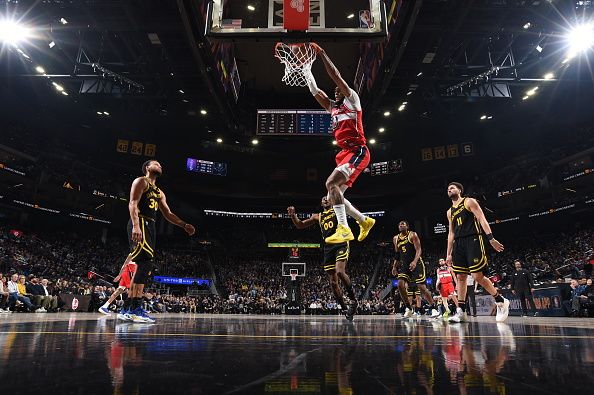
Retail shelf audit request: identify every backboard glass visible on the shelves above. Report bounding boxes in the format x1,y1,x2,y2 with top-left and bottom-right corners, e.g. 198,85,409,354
282,262,306,277
206,0,387,42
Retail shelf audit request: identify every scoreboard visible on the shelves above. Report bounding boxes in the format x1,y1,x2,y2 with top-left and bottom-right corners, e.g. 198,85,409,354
257,109,332,135
186,158,228,176
370,159,403,176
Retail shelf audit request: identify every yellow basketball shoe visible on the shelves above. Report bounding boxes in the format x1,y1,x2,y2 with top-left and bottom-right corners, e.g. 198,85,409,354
325,224,354,244
357,216,376,242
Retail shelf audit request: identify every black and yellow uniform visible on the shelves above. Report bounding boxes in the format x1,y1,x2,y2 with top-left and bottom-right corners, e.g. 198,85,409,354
127,177,160,263
407,282,421,298
450,198,488,274
320,209,349,272
395,231,426,284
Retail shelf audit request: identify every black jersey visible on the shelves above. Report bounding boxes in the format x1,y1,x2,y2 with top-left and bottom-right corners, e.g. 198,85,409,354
319,209,338,239
139,177,161,221
450,198,481,239
395,231,416,264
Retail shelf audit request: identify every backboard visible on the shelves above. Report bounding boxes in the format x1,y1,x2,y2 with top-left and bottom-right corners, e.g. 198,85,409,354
206,0,387,42
282,262,306,277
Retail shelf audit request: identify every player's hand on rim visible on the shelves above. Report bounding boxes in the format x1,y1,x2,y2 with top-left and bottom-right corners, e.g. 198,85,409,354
309,43,324,54
489,238,504,252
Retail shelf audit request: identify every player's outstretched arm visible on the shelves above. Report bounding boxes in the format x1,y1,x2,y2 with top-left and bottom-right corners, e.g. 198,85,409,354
311,43,351,99
158,191,196,236
466,198,504,252
287,206,319,229
304,69,331,111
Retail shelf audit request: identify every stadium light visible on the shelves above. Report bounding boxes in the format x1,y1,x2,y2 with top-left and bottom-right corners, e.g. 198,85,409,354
416,72,423,77
200,109,207,115
480,115,487,120
347,14,355,19
61,91,68,96
59,18,68,25
251,139,258,145
332,140,337,145
178,89,184,94
35,66,45,74
52,82,64,92
523,22,531,29
566,23,594,56
378,127,385,133
216,138,223,143
247,5,255,11
398,104,405,112
522,95,529,100
406,91,412,96
526,86,538,96
369,139,376,144
0,19,31,45
48,41,55,48
383,111,391,117
96,111,103,115
544,72,554,80
103,111,110,116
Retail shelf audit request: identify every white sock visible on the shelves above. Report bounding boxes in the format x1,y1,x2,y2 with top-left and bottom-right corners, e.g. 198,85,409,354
343,198,366,223
333,204,349,227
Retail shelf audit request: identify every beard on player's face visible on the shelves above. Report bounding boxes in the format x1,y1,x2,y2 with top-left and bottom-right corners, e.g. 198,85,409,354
448,190,459,200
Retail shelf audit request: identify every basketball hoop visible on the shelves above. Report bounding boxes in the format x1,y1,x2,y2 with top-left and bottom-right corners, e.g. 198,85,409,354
274,42,317,87
289,269,299,281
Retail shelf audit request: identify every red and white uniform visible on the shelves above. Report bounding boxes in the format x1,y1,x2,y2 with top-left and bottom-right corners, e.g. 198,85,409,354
437,267,455,297
118,262,137,289
328,89,370,187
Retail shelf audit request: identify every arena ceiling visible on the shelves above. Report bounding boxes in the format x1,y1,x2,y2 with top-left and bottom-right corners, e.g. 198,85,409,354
1,0,593,209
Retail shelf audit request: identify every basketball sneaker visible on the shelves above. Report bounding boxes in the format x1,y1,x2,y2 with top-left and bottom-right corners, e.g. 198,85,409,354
495,297,510,322
430,309,440,318
325,224,354,244
357,217,375,242
403,307,413,318
448,308,468,323
130,308,156,324
117,309,132,322
98,306,111,315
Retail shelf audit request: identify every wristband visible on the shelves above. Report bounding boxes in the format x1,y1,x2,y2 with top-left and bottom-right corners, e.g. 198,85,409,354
486,233,494,241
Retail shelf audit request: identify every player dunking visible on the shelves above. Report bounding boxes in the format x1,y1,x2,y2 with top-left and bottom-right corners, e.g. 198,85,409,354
392,221,439,318
288,198,358,321
120,160,195,323
445,182,509,323
305,43,375,244
98,257,137,315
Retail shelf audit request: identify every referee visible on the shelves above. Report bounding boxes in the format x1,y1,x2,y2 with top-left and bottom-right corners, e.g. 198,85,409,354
511,260,538,317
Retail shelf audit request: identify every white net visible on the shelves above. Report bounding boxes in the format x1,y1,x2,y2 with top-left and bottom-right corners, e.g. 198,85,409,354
274,42,317,87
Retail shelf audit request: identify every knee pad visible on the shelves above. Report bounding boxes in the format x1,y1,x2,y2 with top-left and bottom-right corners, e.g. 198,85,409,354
133,261,153,285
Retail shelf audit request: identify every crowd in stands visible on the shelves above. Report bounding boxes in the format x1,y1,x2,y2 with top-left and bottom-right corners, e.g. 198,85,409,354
1,217,593,317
